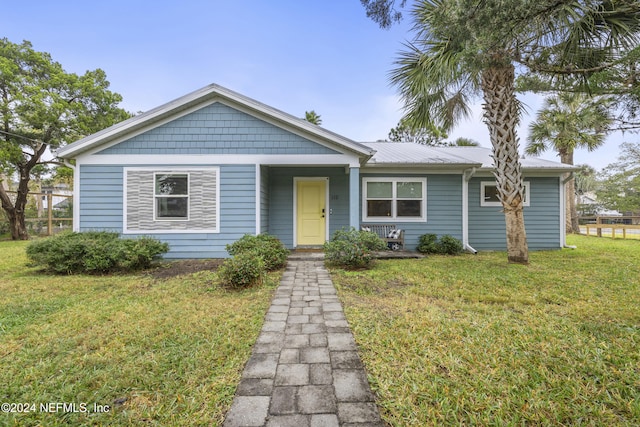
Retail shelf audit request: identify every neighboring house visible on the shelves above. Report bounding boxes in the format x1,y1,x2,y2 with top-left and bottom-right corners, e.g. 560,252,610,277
577,191,621,217
57,84,575,258
41,183,73,212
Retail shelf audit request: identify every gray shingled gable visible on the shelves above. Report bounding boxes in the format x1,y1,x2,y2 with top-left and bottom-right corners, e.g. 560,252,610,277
95,102,341,156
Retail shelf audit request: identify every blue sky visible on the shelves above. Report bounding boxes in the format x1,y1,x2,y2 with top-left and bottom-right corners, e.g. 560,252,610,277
4,0,631,170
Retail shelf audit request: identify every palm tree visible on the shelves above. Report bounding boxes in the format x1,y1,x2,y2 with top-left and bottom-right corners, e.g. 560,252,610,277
389,0,640,264
304,110,322,125
526,93,612,233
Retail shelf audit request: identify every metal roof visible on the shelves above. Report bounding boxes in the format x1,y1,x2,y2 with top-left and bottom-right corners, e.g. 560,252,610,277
362,143,576,172
362,142,479,166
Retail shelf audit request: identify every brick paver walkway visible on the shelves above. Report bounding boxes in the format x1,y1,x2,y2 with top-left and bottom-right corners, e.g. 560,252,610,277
223,255,384,427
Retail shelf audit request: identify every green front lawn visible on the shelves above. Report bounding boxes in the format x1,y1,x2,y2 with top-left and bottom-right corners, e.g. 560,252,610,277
331,235,640,426
0,241,279,426
2,235,639,426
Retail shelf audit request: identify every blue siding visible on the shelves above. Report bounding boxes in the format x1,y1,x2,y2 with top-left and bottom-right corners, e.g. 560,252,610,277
468,177,561,250
360,173,463,250
267,167,350,248
78,164,256,258
260,166,270,234
96,103,339,155
79,165,123,231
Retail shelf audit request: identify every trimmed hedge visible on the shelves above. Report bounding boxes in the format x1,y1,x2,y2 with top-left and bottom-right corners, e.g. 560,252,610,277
417,234,464,255
26,231,169,274
218,251,266,289
324,228,387,269
220,233,288,288
225,233,289,271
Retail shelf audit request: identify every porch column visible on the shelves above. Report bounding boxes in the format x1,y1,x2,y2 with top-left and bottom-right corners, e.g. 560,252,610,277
349,166,360,229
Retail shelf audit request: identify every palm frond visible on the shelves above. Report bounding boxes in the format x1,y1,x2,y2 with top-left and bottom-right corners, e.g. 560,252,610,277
520,0,640,75
389,39,478,131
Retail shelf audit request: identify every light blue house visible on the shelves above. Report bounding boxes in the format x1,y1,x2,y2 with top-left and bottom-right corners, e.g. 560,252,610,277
57,84,574,258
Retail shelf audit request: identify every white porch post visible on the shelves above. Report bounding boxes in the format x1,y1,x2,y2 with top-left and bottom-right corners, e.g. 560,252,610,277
349,167,360,229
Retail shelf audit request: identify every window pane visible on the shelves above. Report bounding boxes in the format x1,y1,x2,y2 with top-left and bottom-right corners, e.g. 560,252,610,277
157,197,188,218
156,174,188,195
484,185,500,203
367,200,392,217
397,182,422,198
397,200,421,217
367,182,392,198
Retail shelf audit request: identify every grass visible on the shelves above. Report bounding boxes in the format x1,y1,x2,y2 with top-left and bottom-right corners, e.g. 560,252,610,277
0,241,279,426
330,235,640,426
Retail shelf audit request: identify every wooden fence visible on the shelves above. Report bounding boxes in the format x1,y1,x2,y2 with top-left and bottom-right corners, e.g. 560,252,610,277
1,191,73,236
580,215,640,239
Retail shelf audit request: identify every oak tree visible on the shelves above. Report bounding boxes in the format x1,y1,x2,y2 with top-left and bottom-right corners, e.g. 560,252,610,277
0,39,130,239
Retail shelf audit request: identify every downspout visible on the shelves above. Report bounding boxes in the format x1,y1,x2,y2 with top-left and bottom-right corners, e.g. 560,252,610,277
54,148,79,232
463,167,478,254
562,172,577,249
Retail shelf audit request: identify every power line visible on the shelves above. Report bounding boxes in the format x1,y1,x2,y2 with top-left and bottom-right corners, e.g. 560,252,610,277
0,129,46,145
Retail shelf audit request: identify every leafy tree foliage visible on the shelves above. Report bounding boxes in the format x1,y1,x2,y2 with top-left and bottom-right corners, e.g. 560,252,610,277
574,164,600,216
388,117,448,145
518,46,640,132
0,39,130,239
575,164,598,196
525,92,612,232
597,142,640,214
452,137,480,147
367,0,640,263
360,0,408,29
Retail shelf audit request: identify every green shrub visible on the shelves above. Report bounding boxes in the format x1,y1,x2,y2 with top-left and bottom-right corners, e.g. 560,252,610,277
417,234,439,254
218,251,265,288
437,234,464,255
119,237,172,270
226,233,288,271
324,228,387,269
26,231,169,274
417,233,464,255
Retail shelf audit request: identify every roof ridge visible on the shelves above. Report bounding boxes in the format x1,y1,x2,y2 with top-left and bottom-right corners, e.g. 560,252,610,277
57,83,375,158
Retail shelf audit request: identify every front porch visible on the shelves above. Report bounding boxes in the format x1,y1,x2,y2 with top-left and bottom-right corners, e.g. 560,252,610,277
259,165,360,249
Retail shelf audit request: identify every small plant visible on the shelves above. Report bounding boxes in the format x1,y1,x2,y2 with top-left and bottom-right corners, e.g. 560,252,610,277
417,234,439,254
437,235,464,255
324,228,387,269
226,233,289,271
217,251,266,288
417,233,463,255
25,231,169,274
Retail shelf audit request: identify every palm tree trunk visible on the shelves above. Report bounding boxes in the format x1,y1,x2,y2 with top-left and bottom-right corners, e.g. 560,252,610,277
559,149,580,234
481,63,529,264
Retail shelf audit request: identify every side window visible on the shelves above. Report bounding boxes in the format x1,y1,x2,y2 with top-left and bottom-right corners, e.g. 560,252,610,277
481,181,530,207
363,178,426,222
155,173,189,220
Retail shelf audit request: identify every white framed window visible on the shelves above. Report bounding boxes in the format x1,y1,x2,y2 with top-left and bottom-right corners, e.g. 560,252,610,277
481,181,530,207
363,177,426,222
154,173,189,220
123,167,219,234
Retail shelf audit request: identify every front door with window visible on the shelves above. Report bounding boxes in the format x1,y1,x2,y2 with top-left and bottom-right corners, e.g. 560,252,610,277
296,179,327,246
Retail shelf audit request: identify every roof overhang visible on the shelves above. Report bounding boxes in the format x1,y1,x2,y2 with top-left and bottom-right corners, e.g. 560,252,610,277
56,83,375,161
